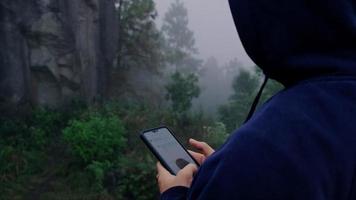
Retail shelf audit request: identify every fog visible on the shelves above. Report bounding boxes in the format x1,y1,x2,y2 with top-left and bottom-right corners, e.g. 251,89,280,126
0,1,284,198
154,0,255,67
154,0,257,116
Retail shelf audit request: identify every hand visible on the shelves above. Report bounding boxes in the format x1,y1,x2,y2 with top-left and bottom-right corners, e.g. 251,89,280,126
188,138,215,165
156,162,198,193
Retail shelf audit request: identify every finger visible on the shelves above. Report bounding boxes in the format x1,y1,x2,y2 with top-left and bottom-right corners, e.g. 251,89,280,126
188,150,204,159
178,163,198,177
189,138,215,156
156,162,171,177
188,150,205,165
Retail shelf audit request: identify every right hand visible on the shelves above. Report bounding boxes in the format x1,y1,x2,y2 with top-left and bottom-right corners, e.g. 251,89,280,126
156,162,198,193
188,138,215,165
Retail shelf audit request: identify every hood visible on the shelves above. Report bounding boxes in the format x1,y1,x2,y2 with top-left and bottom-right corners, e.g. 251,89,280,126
229,0,356,86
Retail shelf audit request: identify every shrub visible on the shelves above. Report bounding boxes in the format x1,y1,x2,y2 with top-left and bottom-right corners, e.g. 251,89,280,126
86,160,113,192
62,112,127,191
116,154,158,200
30,108,65,136
0,115,52,180
0,102,228,199
63,113,126,165
0,108,63,195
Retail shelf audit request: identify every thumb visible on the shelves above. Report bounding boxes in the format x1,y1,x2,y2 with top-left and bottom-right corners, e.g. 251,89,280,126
157,162,171,177
178,163,198,178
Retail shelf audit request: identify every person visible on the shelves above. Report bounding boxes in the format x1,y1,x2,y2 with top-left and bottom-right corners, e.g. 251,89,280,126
155,0,356,199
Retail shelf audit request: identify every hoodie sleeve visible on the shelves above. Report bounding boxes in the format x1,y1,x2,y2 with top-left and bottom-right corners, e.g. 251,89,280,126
160,186,189,200
188,133,319,200
161,128,320,200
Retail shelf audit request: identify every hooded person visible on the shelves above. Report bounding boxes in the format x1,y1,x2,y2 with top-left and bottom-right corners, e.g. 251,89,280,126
157,0,356,199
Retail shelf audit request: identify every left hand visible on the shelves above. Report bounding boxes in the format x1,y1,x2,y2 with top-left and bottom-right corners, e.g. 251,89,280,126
156,162,198,194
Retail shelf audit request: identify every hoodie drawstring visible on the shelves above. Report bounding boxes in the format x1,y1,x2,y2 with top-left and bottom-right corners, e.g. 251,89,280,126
244,75,269,123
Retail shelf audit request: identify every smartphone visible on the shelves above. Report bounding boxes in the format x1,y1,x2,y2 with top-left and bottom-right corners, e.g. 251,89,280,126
140,126,199,175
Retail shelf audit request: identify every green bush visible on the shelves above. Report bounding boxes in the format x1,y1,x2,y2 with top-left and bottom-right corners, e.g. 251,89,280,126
30,108,64,136
86,160,113,191
0,102,226,199
63,113,126,165
62,112,127,191
0,108,64,196
116,154,158,200
0,113,54,179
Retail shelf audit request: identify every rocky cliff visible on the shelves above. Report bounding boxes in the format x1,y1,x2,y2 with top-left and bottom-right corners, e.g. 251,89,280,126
0,0,118,107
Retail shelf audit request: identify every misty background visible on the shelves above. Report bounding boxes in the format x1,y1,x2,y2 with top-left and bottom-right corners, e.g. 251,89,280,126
155,0,254,66
155,0,257,116
0,0,282,199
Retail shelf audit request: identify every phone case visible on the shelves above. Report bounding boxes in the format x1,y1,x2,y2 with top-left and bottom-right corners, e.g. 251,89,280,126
140,126,199,175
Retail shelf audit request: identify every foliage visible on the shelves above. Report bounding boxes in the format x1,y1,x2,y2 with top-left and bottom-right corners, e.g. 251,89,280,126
116,155,158,200
116,0,164,72
219,67,284,132
111,0,167,103
202,122,229,148
63,113,126,165
62,112,127,192
0,99,229,200
194,57,242,116
86,160,113,192
161,0,202,74
219,69,259,132
0,108,68,197
165,72,201,114
0,1,268,199
0,108,65,175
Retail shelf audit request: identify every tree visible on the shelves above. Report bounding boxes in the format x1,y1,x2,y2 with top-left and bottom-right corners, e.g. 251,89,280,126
162,0,202,116
194,57,233,116
222,58,243,86
115,0,164,72
111,0,167,102
165,72,200,114
219,67,284,133
161,0,201,74
219,68,259,132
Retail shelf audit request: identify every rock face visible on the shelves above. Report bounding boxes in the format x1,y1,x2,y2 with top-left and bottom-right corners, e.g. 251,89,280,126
0,0,118,107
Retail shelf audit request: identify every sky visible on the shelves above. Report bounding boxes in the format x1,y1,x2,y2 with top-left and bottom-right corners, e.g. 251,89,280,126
154,0,255,68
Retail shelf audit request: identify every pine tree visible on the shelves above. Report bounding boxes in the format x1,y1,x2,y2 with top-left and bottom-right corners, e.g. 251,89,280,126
219,66,284,132
163,0,202,114
218,68,259,132
116,0,164,72
161,0,201,74
165,72,200,114
110,0,167,102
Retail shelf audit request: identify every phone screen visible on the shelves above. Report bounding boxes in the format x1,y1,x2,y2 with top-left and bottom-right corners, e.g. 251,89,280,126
142,127,197,175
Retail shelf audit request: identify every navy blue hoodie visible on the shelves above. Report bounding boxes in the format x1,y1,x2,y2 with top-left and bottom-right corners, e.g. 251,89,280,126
161,0,356,199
